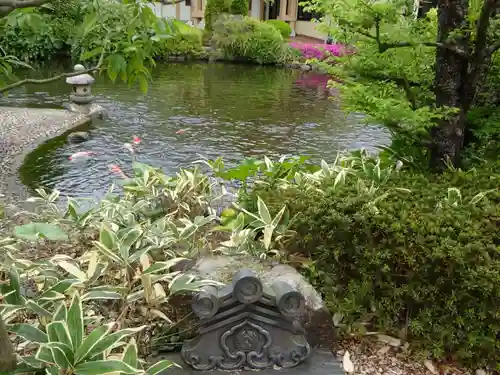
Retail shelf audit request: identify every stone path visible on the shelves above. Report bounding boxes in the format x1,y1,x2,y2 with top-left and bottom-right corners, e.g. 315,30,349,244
0,106,88,201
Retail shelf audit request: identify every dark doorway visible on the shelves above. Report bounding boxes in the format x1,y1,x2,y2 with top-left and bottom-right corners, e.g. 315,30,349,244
268,0,280,19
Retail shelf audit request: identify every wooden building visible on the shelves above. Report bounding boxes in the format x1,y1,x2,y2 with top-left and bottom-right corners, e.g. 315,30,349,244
151,0,326,41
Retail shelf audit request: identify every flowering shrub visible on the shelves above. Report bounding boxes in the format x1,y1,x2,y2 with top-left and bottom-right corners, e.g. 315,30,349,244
289,43,346,60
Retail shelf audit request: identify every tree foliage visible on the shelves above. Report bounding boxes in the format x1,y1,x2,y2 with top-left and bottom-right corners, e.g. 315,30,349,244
204,0,230,31
304,0,500,169
230,0,249,16
0,0,183,94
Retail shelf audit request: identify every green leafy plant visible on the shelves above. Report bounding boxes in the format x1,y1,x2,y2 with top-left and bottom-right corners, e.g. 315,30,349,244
265,20,292,39
230,0,249,16
212,15,291,64
248,155,500,367
204,0,231,31
10,293,176,374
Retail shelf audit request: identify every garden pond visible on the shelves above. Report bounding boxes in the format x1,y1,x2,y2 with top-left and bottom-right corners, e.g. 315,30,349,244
3,62,389,199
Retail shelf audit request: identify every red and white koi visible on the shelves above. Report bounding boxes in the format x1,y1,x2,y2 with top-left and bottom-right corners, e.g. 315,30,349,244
108,164,128,179
175,129,188,134
123,143,135,153
68,151,96,161
132,135,141,145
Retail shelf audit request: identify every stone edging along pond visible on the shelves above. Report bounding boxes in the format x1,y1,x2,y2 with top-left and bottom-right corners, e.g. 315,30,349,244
0,105,105,204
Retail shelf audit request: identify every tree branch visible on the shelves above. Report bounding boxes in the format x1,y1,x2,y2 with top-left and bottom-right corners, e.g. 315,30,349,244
465,0,496,109
159,0,186,4
379,41,468,56
0,0,51,16
0,47,106,94
486,39,500,56
353,18,468,57
474,0,495,59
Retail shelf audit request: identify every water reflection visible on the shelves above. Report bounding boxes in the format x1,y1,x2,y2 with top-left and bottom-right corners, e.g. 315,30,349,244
3,62,389,198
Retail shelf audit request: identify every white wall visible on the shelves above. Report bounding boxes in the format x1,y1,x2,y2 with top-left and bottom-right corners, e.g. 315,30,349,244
294,20,326,40
250,0,261,19
148,1,192,22
180,2,191,21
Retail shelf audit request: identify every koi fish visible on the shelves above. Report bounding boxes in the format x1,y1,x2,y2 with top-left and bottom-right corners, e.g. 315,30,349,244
132,136,141,145
68,151,96,161
175,129,188,134
123,143,135,153
108,164,128,179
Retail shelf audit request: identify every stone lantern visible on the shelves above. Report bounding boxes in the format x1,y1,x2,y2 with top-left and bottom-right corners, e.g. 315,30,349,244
66,64,95,114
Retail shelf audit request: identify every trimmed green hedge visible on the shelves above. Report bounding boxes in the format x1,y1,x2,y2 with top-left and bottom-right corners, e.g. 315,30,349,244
212,15,289,64
248,162,500,368
265,20,292,39
155,23,203,57
204,0,230,31
230,0,249,16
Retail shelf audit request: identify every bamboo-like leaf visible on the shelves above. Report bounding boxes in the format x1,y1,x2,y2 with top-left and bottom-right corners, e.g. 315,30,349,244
93,241,123,264
43,279,82,295
67,293,84,350
257,196,272,224
9,323,48,343
121,338,138,368
127,247,153,263
99,224,117,250
146,359,178,375
58,260,88,281
53,303,67,321
271,205,287,227
87,251,99,279
153,283,167,299
35,345,55,365
74,324,114,363
263,225,273,250
44,342,74,366
47,321,72,348
25,300,52,317
142,258,188,274
83,326,147,361
470,188,496,205
81,291,123,301
74,359,138,375
150,309,172,323
320,159,330,176
120,228,142,255
141,274,153,303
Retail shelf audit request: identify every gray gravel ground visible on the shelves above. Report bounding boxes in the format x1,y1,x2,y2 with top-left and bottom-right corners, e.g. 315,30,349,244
0,106,89,203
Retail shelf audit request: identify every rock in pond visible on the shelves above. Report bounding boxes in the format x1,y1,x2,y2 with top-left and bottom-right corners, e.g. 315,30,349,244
67,131,90,144
182,255,336,349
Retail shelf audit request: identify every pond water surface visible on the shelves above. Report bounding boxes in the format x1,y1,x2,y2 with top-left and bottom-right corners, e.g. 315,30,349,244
3,63,389,199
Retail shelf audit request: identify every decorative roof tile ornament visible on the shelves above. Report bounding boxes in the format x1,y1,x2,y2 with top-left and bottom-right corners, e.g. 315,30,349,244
181,268,311,371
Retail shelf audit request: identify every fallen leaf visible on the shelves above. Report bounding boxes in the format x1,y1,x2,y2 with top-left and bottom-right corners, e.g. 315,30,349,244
343,350,354,373
333,312,344,326
424,360,438,375
376,334,402,347
377,345,391,355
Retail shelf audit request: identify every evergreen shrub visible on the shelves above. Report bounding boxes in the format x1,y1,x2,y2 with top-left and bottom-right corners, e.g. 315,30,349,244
251,163,500,367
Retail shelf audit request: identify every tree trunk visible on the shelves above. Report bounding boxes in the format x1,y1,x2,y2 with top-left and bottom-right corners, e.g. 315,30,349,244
430,0,469,169
417,0,438,18
0,315,16,372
